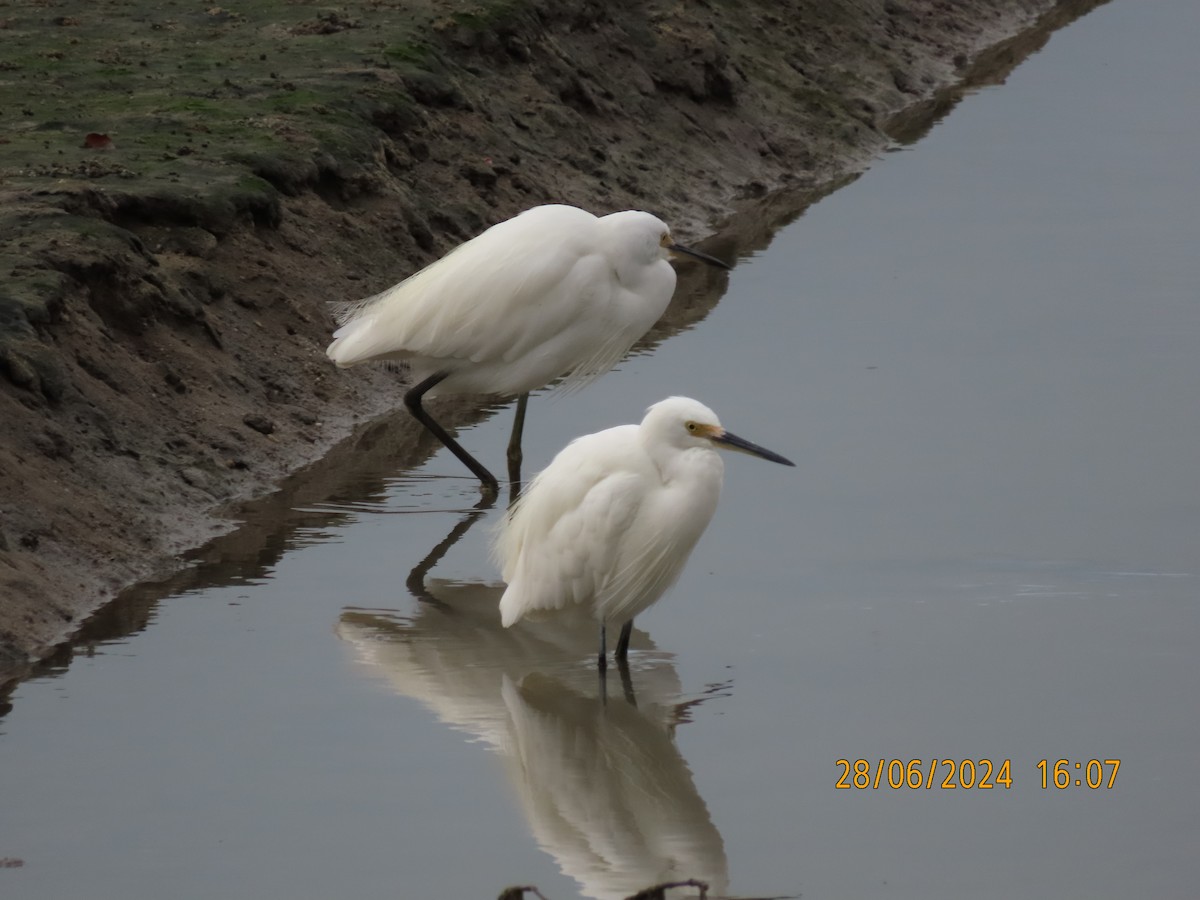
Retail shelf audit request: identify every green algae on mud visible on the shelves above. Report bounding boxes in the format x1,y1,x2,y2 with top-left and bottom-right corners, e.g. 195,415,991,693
0,2,437,411
0,1,435,195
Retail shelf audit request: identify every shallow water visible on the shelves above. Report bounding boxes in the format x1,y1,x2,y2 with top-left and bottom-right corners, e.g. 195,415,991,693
4,1,1200,897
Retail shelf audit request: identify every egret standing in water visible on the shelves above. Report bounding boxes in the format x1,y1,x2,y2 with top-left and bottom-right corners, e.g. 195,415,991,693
326,205,730,494
495,397,794,669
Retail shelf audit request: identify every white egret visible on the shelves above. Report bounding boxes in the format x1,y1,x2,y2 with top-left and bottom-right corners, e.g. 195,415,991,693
495,397,794,669
326,205,730,494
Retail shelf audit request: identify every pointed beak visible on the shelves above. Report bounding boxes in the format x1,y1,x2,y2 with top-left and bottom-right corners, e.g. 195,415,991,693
710,429,795,466
668,242,732,270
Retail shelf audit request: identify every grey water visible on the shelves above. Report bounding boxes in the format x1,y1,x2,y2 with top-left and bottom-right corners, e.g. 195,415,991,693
3,2,1199,898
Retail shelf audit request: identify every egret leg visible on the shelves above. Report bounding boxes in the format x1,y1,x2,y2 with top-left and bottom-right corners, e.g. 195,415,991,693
615,619,633,662
506,392,529,487
598,622,608,672
618,657,637,707
405,373,499,496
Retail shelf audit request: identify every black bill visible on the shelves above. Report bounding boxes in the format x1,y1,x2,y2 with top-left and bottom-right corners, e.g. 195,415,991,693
669,242,732,270
712,430,795,466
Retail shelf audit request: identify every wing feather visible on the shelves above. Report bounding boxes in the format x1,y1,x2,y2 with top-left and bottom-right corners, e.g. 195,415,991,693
496,427,647,626
327,205,604,369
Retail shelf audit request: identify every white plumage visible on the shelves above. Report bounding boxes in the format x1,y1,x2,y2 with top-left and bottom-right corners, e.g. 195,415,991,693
326,205,729,491
329,206,664,393
495,397,794,666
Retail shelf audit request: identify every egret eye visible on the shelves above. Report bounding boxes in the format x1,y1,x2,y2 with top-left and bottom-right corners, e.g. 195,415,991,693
660,232,670,246
685,421,698,433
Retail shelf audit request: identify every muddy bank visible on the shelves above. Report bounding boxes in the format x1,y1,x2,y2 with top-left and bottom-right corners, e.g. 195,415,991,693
0,0,1082,677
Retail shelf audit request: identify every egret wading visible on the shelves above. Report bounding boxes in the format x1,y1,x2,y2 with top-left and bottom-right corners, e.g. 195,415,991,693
325,205,730,494
494,397,794,670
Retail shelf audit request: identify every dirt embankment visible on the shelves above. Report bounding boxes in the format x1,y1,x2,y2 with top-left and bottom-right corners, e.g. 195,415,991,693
1,0,1077,674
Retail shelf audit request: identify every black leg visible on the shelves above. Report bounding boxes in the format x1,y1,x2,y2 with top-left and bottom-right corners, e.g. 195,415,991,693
617,655,637,707
404,373,499,496
598,622,608,671
615,619,633,661
506,392,528,487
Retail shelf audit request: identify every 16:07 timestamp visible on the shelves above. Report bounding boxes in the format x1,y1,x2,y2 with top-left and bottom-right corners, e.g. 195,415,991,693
1037,758,1120,789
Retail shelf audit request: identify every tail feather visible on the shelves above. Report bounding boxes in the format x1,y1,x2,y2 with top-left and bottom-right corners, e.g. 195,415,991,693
498,582,523,628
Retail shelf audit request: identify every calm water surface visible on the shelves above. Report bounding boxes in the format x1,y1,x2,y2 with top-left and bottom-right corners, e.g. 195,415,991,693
4,2,1199,897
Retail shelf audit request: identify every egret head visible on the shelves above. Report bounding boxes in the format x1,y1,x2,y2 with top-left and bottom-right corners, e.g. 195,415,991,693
643,397,795,465
659,229,732,270
600,211,731,271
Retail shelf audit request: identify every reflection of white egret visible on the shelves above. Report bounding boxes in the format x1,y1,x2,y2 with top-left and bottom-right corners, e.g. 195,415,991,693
500,675,728,900
337,585,728,900
326,206,730,493
338,582,677,748
496,397,794,668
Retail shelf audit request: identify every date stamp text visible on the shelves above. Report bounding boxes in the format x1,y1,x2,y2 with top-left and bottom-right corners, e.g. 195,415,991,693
835,758,1121,790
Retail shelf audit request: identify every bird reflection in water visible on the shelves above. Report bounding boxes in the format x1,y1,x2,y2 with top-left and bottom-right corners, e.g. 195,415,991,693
337,506,730,900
